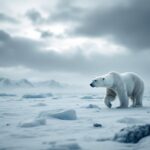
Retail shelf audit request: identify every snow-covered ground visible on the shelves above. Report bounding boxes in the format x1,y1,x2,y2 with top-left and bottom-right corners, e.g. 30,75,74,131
0,87,150,150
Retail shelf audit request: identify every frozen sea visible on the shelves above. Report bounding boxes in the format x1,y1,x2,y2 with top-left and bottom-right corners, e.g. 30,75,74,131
0,87,150,150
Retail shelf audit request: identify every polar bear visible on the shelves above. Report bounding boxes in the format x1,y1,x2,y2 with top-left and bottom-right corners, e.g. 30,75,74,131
90,72,144,108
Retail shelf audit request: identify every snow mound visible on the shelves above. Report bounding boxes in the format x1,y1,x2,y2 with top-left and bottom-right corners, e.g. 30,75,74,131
0,93,16,97
19,118,46,128
32,103,47,107
39,109,77,120
86,104,101,109
81,96,95,99
117,117,144,124
48,143,81,150
81,95,102,100
113,124,150,143
22,93,53,99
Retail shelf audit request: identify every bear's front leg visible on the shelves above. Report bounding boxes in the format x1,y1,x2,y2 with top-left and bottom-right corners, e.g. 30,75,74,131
104,88,116,108
104,97,112,108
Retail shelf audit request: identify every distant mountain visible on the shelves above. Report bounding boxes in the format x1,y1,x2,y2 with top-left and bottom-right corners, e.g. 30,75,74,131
34,80,67,88
0,77,68,89
0,78,16,88
16,79,34,88
0,77,33,88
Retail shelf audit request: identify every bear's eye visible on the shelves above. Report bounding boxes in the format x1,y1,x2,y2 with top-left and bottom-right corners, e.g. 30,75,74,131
94,80,97,82
102,78,105,80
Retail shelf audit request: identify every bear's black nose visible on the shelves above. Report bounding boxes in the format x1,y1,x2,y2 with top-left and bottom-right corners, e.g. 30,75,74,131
90,83,94,87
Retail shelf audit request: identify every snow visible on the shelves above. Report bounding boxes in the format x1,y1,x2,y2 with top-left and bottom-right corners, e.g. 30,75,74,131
81,95,102,100
117,117,145,124
0,88,150,150
47,143,81,150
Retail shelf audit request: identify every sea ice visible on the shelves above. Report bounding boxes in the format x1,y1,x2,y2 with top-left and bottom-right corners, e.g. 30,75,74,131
22,93,53,99
0,93,16,97
38,109,77,120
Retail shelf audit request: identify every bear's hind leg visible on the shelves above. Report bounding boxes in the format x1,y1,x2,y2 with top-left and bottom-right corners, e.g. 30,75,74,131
135,93,143,107
115,79,129,108
134,81,144,107
117,90,129,108
130,96,136,107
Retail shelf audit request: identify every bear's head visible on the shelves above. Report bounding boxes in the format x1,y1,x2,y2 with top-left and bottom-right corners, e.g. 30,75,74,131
90,73,114,88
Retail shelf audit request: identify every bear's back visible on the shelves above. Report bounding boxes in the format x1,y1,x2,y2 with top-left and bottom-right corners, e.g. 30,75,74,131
120,72,144,96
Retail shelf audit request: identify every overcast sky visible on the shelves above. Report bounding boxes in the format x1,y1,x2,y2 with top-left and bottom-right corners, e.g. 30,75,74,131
0,0,150,85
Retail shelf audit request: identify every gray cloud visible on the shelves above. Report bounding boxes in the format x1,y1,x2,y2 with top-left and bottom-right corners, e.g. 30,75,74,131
47,0,83,23
26,9,44,25
38,30,54,38
69,0,150,50
0,30,11,41
36,29,65,39
0,31,90,72
26,0,83,25
0,30,149,79
25,0,150,51
0,1,150,85
0,13,18,24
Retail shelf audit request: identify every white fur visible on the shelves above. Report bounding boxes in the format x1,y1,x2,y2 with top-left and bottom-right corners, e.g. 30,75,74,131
90,72,144,108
